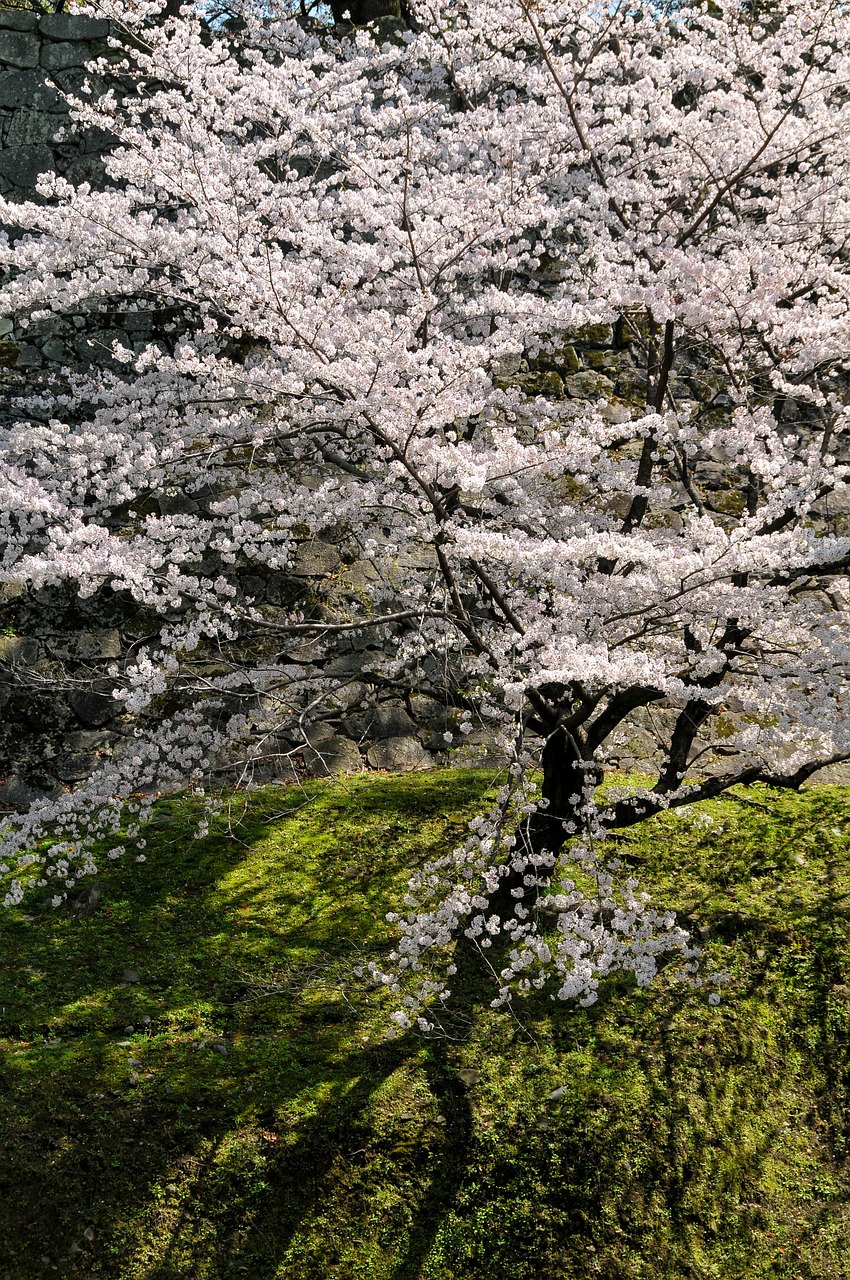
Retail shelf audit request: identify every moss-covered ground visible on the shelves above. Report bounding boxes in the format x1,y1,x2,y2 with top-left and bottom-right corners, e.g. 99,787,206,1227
2,769,850,1278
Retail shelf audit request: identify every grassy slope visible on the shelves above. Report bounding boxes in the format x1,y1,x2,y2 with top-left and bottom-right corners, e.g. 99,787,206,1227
1,769,850,1279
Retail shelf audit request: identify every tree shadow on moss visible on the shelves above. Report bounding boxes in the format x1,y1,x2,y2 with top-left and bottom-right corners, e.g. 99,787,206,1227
3,778,850,1278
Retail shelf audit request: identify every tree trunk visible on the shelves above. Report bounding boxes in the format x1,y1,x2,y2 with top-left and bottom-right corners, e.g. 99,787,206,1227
489,727,594,920
330,0,401,24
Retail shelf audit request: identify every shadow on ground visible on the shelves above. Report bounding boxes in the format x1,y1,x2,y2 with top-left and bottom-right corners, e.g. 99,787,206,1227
2,774,850,1279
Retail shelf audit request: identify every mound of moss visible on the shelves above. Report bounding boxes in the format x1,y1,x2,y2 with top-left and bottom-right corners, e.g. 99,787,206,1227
1,770,849,1279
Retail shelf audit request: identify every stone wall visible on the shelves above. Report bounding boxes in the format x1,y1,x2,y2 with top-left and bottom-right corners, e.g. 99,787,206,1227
0,9,115,199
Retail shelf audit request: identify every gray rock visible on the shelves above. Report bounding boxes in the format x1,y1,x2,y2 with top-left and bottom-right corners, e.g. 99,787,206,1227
121,969,140,984
318,680,366,712
517,370,564,398
563,371,614,399
68,686,119,726
366,736,432,771
302,733,363,776
6,110,62,146
53,629,121,660
291,540,341,577
62,155,106,188
0,143,53,187
0,30,40,68
806,761,850,786
0,635,39,666
39,14,110,40
40,41,93,72
0,70,64,112
14,342,43,365
409,694,449,728
0,11,37,31
70,880,103,918
300,722,345,748
157,492,200,516
282,637,326,663
339,559,380,590
344,702,416,740
817,486,850,517
324,651,370,677
395,544,437,570
0,774,43,806
54,752,100,783
41,337,67,361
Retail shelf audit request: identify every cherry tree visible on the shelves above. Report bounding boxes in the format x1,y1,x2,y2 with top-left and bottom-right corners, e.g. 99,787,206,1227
2,0,850,1023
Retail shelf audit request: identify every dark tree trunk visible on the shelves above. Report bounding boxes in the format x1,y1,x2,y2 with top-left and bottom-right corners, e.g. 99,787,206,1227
329,0,402,24
489,727,597,920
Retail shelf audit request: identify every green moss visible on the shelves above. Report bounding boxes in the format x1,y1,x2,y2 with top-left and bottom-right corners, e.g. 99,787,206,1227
531,343,580,374
516,370,565,398
584,349,622,372
1,774,850,1278
575,322,614,346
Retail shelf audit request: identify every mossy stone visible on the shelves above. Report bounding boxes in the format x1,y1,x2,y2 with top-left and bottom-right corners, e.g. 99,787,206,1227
563,371,614,399
575,322,614,346
534,343,580,374
517,370,564,398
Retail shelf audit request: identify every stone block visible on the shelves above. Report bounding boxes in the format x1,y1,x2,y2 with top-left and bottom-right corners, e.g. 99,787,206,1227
0,635,39,666
325,651,371,677
344,702,415,740
68,685,120,726
517,370,564,398
157,492,200,516
815,486,850,517
0,68,65,111
585,349,621,372
0,339,19,367
52,629,121,660
0,143,52,188
318,680,366,712
366,736,432,771
0,29,39,68
63,154,107,188
282,636,326,663
302,733,363,777
563,371,614,399
6,110,62,145
408,694,448,728
41,40,92,71
14,341,42,366
534,342,579,374
0,581,26,603
54,751,100,782
395,544,437,570
338,559,379,590
575,322,614,346
0,12,37,31
42,337,67,362
291,540,341,577
39,14,110,40
65,730,109,752
0,774,45,806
